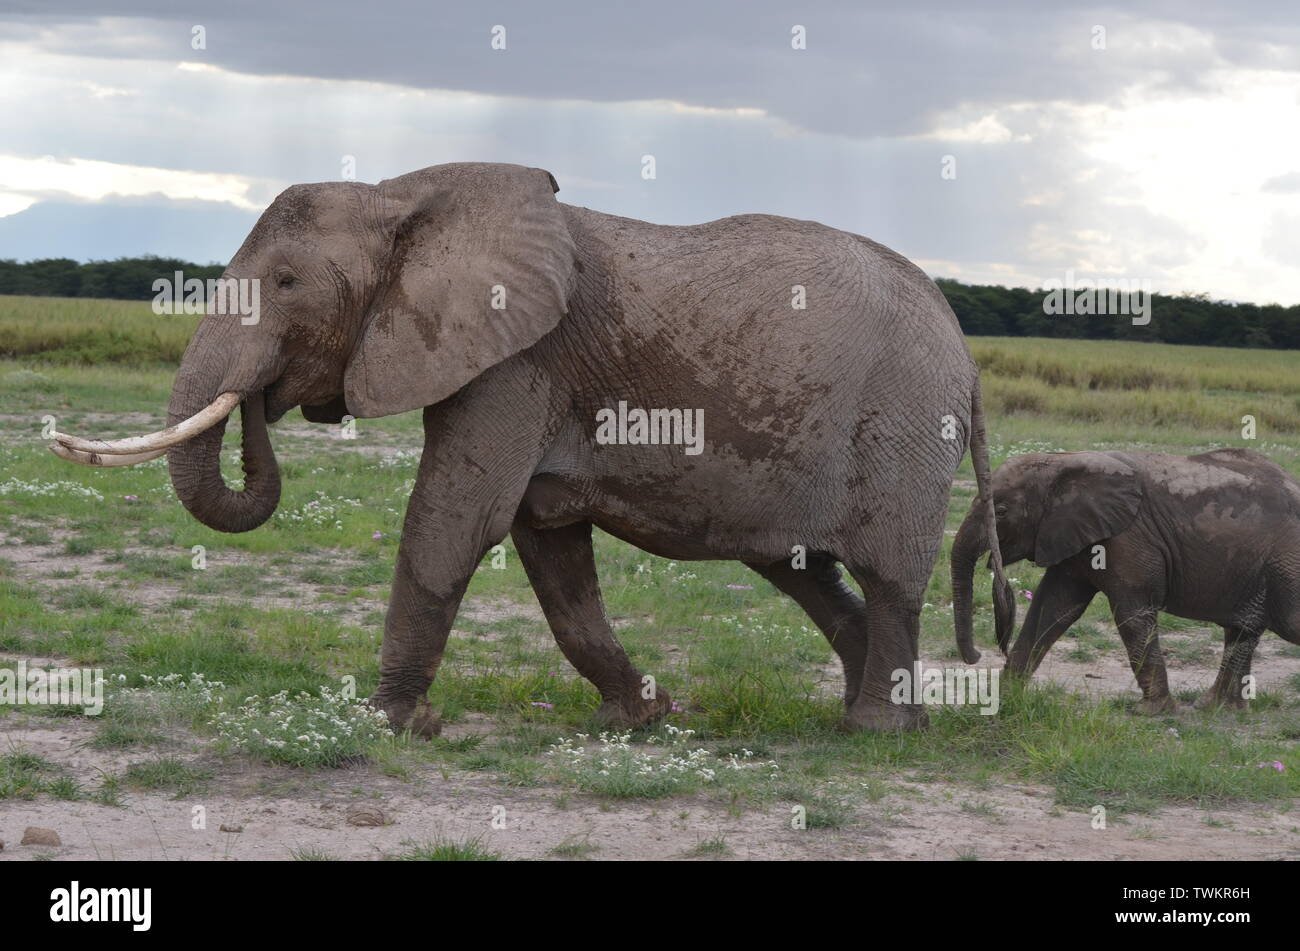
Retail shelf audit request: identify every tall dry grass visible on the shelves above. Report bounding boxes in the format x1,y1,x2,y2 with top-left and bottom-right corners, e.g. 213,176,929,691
0,295,199,365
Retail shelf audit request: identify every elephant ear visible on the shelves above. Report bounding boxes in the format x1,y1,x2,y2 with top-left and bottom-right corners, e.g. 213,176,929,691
344,164,576,418
1034,453,1142,567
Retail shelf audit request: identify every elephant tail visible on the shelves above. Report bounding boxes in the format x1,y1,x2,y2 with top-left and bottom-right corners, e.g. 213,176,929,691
968,381,1016,657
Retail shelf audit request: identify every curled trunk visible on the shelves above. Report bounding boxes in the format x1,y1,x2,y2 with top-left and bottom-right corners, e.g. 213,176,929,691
167,386,280,534
165,297,282,533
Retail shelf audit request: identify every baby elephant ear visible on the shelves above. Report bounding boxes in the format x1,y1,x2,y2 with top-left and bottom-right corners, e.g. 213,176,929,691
1034,453,1142,566
344,164,577,418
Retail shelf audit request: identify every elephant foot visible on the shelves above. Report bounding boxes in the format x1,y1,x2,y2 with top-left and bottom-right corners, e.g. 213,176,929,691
370,694,442,739
1134,694,1179,716
840,701,930,733
594,691,673,729
1194,691,1248,712
408,699,442,737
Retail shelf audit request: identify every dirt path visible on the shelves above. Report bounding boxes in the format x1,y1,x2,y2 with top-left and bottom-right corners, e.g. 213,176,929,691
1030,630,1300,704
3,717,1295,861
0,526,539,632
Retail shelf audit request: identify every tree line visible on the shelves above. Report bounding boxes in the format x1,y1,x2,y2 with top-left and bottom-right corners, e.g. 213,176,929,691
935,279,1300,350
0,257,225,302
2,256,1297,350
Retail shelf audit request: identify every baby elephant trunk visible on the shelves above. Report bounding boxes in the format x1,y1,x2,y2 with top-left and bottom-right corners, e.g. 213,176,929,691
951,499,1017,663
951,504,988,664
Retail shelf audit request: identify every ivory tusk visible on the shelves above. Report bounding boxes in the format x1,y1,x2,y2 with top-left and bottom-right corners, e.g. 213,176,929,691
52,391,241,455
49,443,168,467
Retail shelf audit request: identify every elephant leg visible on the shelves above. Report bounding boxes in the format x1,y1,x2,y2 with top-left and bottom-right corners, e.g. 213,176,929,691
1109,600,1176,714
512,521,671,728
839,565,928,732
1268,573,1300,648
370,389,549,737
370,542,466,738
1195,625,1259,711
748,556,870,708
1005,567,1096,676
835,466,957,732
1213,565,1300,711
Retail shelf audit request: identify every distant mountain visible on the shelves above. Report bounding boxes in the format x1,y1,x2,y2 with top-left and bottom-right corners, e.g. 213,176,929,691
0,197,258,265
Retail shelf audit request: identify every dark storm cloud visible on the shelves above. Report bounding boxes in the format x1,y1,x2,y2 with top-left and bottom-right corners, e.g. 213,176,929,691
1,0,1296,302
5,0,1300,138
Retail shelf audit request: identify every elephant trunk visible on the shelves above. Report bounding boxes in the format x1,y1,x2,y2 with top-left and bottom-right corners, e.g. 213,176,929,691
47,288,284,532
166,389,280,533
951,505,987,664
164,313,282,533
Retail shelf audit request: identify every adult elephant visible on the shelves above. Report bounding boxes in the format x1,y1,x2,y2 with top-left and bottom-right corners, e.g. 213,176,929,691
53,162,1011,735
952,448,1300,712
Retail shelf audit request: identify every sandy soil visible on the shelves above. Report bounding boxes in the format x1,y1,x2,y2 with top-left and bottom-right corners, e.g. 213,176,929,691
1033,632,1300,703
3,715,1296,862
0,524,540,634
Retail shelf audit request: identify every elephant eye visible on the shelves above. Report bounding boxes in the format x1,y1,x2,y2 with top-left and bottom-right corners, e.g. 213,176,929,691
277,274,296,290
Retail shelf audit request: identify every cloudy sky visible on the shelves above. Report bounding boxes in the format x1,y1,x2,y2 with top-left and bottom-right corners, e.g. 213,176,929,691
2,0,1299,304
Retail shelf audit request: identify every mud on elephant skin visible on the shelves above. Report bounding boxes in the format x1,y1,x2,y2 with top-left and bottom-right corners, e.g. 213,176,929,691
51,161,1012,735
952,447,1300,713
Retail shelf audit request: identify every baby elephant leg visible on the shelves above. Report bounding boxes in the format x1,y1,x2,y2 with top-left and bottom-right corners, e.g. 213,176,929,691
1005,567,1096,676
1195,626,1259,711
1111,601,1177,715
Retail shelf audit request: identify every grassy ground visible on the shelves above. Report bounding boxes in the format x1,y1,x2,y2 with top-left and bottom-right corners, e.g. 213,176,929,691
0,295,199,365
1,298,1298,859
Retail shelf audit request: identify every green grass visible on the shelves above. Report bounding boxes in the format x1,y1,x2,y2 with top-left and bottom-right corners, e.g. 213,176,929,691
549,836,601,859
685,835,732,857
290,847,343,861
387,837,501,861
122,756,212,797
970,336,1300,400
0,751,54,799
795,789,856,829
0,295,199,365
0,752,86,801
1,298,1298,827
89,721,165,750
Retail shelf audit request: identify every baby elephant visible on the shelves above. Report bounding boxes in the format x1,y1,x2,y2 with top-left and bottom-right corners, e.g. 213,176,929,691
951,448,1300,713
